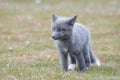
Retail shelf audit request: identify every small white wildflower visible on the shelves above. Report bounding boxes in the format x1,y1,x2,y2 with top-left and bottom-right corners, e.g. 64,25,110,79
20,72,23,75
6,64,10,67
25,41,30,47
35,0,41,4
8,76,19,80
8,47,13,51
8,36,12,40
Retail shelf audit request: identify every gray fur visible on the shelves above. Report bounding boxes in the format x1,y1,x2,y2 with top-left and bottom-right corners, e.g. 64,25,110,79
51,13,100,72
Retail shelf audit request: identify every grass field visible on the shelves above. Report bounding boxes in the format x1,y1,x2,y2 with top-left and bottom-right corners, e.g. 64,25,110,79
0,0,120,80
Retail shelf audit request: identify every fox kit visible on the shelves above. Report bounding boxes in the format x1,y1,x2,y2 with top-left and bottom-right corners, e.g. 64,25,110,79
51,13,100,72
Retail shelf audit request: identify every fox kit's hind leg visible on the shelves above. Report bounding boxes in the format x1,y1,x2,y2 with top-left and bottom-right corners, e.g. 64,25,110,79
76,52,87,72
68,54,76,71
82,44,91,69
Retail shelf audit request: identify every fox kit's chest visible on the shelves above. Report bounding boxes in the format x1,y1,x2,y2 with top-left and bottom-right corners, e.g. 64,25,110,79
56,40,71,53
56,39,82,55
62,46,68,53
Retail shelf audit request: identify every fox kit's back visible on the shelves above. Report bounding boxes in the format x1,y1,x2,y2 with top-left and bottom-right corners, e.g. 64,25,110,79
72,23,90,49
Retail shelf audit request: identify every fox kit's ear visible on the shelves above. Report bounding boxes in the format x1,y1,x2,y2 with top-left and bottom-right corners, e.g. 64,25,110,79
52,13,58,22
67,15,77,26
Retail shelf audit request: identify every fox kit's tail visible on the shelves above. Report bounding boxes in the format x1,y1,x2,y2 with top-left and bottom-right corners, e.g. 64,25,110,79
90,51,101,66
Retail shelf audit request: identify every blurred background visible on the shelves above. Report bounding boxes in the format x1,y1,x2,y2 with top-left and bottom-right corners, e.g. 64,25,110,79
0,0,120,80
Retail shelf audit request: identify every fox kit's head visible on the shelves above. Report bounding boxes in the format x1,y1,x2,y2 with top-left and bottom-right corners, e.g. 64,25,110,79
51,13,77,40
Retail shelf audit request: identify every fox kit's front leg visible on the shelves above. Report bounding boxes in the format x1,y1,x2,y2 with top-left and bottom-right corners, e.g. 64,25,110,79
82,44,91,69
59,51,68,71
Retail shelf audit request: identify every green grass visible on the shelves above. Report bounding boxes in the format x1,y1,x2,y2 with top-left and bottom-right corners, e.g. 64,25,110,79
0,0,120,80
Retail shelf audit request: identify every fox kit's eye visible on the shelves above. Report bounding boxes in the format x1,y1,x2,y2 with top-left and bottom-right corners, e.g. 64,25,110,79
61,28,66,31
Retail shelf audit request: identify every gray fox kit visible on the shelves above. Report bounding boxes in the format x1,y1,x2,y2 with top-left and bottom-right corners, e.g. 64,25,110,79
51,13,100,72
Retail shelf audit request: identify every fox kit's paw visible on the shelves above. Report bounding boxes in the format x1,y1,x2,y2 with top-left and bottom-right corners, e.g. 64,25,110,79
79,66,88,73
79,68,87,73
68,64,76,71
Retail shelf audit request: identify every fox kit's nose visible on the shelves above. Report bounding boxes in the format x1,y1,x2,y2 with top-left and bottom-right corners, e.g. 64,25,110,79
52,36,59,40
52,36,55,39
